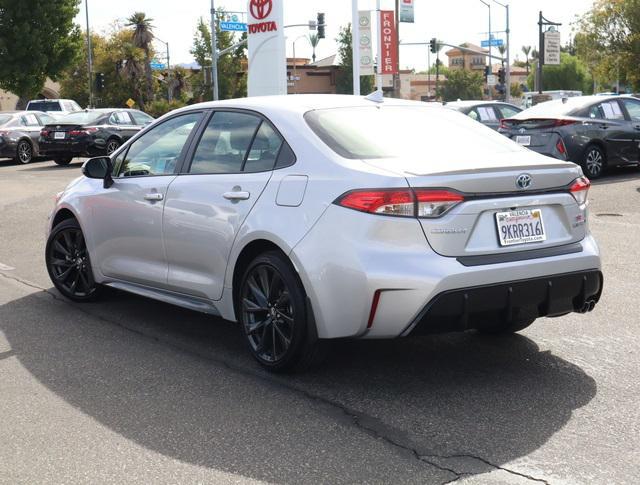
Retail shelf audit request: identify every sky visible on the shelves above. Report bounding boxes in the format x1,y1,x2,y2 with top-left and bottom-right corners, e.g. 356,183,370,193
77,0,596,71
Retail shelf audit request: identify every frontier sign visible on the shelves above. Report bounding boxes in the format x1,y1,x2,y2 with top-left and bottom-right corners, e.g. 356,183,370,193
247,0,286,96
379,10,398,75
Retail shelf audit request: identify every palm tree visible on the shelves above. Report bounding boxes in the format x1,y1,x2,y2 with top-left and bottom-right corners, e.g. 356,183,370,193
121,43,145,107
126,12,154,106
522,45,532,74
308,33,320,63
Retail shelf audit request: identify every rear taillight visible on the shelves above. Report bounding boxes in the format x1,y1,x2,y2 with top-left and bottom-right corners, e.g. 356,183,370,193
553,119,578,127
569,176,590,206
69,127,98,136
40,129,49,137
0,130,9,137
335,188,464,218
499,119,512,130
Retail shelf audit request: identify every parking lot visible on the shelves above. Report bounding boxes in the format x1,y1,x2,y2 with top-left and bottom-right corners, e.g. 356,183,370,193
1,157,639,484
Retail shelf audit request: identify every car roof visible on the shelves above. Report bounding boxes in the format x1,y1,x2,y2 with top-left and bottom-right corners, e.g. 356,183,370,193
172,94,437,118
445,100,516,108
0,110,47,116
513,95,633,119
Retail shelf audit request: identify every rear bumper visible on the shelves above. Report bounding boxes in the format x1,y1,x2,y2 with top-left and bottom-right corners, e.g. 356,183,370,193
39,139,104,157
406,269,602,336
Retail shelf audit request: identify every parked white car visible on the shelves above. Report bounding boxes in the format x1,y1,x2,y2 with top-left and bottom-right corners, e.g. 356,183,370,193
26,99,82,118
45,95,603,372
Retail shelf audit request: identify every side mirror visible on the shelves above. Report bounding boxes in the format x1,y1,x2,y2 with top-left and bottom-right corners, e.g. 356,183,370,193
82,156,114,189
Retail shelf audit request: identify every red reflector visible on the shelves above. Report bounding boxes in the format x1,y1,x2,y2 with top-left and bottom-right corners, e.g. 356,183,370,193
367,290,382,328
553,119,578,127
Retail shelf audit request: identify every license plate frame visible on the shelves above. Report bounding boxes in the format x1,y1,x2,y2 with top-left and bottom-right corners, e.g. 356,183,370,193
54,131,66,140
496,208,546,246
515,135,531,146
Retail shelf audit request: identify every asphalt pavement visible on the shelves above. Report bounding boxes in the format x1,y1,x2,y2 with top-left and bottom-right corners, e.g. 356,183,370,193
1,157,639,484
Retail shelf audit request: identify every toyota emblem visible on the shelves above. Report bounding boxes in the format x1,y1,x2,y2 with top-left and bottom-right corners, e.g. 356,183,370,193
250,0,272,20
519,128,526,134
516,173,532,190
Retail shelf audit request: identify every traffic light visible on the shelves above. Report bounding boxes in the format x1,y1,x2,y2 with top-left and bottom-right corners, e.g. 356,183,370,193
429,37,437,54
95,72,105,92
498,68,505,84
484,65,491,78
317,13,325,39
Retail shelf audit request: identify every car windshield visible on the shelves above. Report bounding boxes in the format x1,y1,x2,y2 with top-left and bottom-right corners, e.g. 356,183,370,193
27,101,61,112
57,111,103,125
0,114,13,126
304,105,520,160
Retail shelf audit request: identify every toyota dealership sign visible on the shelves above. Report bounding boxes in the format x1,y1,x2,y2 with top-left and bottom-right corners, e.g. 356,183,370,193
247,0,286,96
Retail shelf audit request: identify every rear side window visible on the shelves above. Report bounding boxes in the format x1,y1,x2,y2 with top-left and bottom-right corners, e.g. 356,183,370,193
599,101,625,120
189,111,261,174
109,111,133,125
21,114,40,126
244,122,283,173
476,106,498,121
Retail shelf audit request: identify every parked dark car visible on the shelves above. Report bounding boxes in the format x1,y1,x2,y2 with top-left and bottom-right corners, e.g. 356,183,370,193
39,108,154,165
0,111,56,164
499,95,640,178
445,100,522,130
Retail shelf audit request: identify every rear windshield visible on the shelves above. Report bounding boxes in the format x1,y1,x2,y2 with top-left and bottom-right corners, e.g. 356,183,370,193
57,111,103,125
27,101,61,112
0,114,12,126
304,106,520,160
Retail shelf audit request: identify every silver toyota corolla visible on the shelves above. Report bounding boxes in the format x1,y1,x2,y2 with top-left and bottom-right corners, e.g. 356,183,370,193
45,95,603,372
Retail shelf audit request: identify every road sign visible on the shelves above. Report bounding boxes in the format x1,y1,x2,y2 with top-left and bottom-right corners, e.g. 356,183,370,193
544,30,561,65
220,21,248,32
487,75,497,86
481,38,504,47
150,60,166,70
126,98,136,108
400,0,414,23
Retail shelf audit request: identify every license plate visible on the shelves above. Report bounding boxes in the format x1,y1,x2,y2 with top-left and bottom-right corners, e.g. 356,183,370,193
515,135,531,146
54,132,66,140
496,209,546,246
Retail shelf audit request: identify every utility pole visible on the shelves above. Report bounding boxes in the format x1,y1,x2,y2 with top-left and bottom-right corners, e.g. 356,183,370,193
210,0,219,101
492,0,510,103
479,0,492,100
166,42,172,102
85,0,93,108
376,0,382,93
352,0,360,95
392,0,400,98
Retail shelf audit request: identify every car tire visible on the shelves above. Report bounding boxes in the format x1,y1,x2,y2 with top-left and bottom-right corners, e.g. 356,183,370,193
45,218,102,302
53,157,73,166
237,250,327,373
106,138,121,155
15,140,33,164
582,144,606,179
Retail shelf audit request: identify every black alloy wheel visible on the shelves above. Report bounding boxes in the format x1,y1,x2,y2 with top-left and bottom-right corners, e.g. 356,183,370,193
106,139,120,155
54,157,73,166
238,251,326,372
46,219,101,301
16,140,33,164
582,145,605,179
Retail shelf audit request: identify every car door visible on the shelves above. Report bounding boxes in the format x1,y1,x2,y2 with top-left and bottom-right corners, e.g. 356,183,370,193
87,111,204,287
589,100,633,165
19,113,43,148
162,110,286,300
109,111,139,142
619,97,640,163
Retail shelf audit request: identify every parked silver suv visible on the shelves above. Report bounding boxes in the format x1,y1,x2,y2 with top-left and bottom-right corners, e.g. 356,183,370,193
45,95,603,372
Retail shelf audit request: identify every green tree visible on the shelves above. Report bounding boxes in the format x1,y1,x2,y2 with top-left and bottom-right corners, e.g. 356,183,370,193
437,69,483,101
308,33,321,63
575,0,640,91
0,0,81,101
521,45,532,74
335,24,374,95
126,12,155,106
190,15,247,101
527,53,593,94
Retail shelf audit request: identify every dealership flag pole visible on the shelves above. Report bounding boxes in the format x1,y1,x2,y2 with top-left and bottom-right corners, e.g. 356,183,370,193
376,0,382,93
352,0,360,95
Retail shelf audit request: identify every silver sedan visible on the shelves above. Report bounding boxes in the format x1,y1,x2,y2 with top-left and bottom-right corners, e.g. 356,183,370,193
45,95,603,372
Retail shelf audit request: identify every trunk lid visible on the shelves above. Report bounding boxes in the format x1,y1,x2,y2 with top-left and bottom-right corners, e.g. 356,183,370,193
363,152,587,258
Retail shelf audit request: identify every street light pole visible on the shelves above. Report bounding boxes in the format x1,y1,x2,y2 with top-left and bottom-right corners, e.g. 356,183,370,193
210,0,219,101
492,0,510,103
155,37,172,102
352,0,360,95
292,35,308,95
85,0,94,108
479,0,492,100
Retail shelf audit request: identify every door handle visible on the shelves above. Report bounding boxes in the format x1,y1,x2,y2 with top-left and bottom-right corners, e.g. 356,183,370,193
223,191,250,201
144,193,164,201
634,125,640,131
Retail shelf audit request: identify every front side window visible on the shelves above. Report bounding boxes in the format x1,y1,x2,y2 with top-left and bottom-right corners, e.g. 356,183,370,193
189,111,261,174
131,110,154,125
118,112,202,177
499,105,521,118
